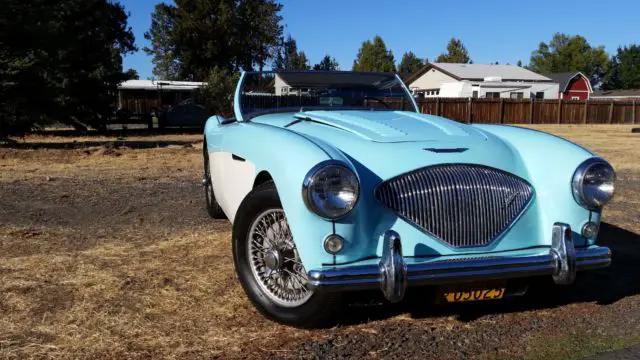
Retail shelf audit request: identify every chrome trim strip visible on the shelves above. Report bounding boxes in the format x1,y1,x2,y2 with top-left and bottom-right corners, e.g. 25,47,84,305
307,246,611,296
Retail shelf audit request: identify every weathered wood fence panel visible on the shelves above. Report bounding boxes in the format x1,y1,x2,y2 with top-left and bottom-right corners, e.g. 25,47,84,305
562,101,585,124
440,98,469,123
586,101,611,124
503,100,530,124
415,98,638,125
472,99,501,123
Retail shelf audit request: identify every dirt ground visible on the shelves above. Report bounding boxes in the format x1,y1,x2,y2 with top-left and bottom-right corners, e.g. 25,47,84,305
0,125,638,359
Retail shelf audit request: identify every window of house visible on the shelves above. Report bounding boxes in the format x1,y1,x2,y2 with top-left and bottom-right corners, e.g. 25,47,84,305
485,92,500,99
472,91,478,98
535,92,544,99
510,92,524,99
571,96,580,100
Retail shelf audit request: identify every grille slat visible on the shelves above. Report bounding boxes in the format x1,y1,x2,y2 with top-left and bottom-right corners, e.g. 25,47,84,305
375,165,534,248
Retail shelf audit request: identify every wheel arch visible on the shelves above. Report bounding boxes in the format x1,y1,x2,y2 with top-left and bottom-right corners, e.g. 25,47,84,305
212,122,355,269
253,170,273,189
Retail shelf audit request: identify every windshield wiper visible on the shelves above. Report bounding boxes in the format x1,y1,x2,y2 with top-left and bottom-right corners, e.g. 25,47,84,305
284,114,342,130
284,117,306,127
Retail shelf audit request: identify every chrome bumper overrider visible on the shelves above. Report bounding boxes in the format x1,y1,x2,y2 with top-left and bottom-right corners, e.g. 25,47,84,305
307,223,611,302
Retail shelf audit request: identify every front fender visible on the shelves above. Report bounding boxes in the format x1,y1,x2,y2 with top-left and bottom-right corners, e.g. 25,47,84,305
205,120,354,269
473,125,600,247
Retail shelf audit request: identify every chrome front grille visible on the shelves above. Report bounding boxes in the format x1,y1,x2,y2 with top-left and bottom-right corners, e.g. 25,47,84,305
375,165,534,248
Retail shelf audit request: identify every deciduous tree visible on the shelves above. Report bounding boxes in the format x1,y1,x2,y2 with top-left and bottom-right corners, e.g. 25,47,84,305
124,69,140,80
398,51,423,74
195,67,240,117
352,36,396,72
435,38,471,63
529,33,610,86
602,44,640,90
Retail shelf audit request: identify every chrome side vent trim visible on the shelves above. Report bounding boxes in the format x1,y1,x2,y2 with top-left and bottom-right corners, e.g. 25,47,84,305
375,164,534,248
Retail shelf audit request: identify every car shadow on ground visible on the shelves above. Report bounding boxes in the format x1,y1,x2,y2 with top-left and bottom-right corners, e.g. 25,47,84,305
338,222,640,325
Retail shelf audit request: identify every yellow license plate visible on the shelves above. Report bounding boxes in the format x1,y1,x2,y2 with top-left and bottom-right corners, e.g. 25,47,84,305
441,286,506,303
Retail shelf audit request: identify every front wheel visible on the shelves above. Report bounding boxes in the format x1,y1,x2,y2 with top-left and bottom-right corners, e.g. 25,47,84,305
232,181,341,327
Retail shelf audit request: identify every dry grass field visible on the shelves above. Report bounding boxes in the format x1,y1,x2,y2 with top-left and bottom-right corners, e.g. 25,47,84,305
0,125,638,359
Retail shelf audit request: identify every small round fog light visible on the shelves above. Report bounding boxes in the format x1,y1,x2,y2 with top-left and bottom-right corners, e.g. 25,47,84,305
582,222,599,240
323,234,344,254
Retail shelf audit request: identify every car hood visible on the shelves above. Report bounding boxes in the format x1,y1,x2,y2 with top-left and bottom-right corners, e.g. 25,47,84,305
251,110,526,181
275,110,483,143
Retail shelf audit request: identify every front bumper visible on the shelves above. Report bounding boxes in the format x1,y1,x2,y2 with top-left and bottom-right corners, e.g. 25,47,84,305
307,223,611,302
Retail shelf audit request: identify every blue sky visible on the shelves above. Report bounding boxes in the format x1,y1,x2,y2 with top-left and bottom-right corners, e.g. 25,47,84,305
120,0,640,79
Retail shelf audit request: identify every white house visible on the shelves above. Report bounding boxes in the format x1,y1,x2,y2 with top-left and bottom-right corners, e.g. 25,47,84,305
405,63,559,100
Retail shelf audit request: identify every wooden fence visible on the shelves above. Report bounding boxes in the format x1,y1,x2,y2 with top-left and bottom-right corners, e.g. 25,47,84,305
414,98,639,125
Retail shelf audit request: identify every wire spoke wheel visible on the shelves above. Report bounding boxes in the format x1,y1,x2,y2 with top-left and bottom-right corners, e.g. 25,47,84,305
247,209,312,307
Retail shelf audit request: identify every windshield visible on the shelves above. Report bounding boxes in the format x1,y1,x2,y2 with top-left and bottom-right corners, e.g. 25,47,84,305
238,71,418,120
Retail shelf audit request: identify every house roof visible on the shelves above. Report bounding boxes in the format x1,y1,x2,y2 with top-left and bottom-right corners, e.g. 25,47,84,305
467,81,535,88
545,72,592,92
405,63,552,85
592,89,640,99
118,80,206,91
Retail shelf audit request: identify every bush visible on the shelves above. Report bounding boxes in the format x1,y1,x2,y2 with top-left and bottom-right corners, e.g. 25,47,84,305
195,67,240,118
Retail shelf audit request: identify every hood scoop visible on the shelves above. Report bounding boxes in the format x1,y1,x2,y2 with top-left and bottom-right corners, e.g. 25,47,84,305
424,147,468,153
289,110,484,143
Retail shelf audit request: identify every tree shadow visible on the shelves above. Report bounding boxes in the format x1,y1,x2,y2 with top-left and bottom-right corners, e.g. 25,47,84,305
338,222,640,325
0,128,205,150
34,127,204,137
0,140,201,150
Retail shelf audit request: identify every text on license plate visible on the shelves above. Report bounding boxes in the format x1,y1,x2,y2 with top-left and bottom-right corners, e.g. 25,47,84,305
442,287,506,303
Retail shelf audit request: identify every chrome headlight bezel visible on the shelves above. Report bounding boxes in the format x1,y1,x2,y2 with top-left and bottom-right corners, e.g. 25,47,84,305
571,157,616,209
302,160,360,220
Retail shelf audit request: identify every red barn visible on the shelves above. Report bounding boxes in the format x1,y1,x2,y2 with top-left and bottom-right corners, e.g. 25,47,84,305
546,72,593,100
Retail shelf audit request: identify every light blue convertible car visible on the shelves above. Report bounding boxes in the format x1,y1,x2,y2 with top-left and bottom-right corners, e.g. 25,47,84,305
202,71,615,327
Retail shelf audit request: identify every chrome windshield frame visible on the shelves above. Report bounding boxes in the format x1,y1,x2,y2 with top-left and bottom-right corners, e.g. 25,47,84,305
233,71,419,122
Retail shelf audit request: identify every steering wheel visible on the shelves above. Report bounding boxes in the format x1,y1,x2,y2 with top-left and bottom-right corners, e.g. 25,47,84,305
363,97,390,109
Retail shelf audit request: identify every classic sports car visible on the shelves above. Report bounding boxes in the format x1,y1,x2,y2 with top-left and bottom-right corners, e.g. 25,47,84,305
202,71,615,327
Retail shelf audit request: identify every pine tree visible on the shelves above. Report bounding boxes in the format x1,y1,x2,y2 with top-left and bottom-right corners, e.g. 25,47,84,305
435,38,471,63
352,35,396,72
398,51,423,74
273,35,310,70
313,55,340,71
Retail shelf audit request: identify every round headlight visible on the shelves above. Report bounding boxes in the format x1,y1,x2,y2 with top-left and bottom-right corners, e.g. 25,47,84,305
572,158,616,209
302,161,360,220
